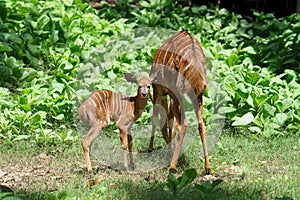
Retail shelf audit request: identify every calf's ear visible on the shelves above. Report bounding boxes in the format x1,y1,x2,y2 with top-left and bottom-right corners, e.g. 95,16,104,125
124,73,138,84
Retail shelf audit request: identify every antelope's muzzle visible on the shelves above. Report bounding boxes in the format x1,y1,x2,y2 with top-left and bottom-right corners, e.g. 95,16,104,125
141,87,148,98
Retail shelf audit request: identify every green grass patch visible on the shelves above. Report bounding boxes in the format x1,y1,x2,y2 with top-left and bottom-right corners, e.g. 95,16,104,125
1,134,298,199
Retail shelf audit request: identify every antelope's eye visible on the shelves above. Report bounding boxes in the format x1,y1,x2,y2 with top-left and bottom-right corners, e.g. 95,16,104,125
138,86,142,89
147,86,150,89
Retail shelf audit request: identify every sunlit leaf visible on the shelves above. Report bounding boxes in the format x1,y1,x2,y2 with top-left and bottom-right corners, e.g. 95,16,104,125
63,0,74,7
274,113,287,125
232,112,254,126
218,107,236,114
242,46,256,54
248,126,261,134
52,114,64,120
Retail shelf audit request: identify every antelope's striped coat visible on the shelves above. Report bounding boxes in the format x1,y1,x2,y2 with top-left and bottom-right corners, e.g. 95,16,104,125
150,30,207,96
79,90,145,130
148,31,211,174
78,73,151,172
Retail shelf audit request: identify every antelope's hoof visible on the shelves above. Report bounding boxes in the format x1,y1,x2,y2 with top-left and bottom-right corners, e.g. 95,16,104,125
206,168,211,175
168,167,177,174
147,149,153,157
122,165,129,172
129,163,135,171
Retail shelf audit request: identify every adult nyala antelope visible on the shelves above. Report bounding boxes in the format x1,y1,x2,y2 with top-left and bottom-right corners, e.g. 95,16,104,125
148,31,211,174
78,73,151,172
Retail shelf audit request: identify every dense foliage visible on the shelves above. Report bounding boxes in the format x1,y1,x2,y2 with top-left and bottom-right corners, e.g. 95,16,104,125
0,0,299,145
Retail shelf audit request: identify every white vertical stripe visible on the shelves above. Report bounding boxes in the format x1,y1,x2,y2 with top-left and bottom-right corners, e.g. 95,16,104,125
89,98,97,107
94,92,101,107
176,39,192,60
101,91,108,119
162,32,183,65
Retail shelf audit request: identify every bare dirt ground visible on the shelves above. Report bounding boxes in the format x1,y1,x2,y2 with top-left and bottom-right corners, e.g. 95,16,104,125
0,144,83,192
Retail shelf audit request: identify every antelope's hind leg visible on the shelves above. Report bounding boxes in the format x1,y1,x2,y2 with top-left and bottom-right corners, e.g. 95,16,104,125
82,121,106,172
169,93,187,173
195,95,211,175
167,101,176,150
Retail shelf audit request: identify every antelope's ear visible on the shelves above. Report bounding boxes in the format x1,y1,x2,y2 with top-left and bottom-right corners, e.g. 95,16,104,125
124,73,138,84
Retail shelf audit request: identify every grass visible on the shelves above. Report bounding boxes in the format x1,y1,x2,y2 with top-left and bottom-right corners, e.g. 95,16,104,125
0,132,299,200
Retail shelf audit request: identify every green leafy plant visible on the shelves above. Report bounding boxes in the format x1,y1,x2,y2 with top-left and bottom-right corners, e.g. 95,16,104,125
166,168,197,196
0,192,21,200
194,179,223,199
166,168,223,199
1,0,299,144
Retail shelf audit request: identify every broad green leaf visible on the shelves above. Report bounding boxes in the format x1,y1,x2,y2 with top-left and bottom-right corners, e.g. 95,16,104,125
226,54,239,66
248,126,261,134
194,183,206,193
242,46,256,54
51,82,65,94
211,179,223,188
232,112,254,126
0,99,13,108
246,95,254,108
236,87,249,100
19,68,38,82
218,49,232,57
262,104,276,116
166,173,179,194
31,111,47,123
63,0,74,7
218,107,236,114
0,42,13,52
251,92,269,109
274,113,288,125
107,71,117,80
270,76,283,85
4,57,17,67
52,114,64,120
0,192,12,199
275,99,293,113
245,71,261,85
177,168,197,191
284,69,297,78
37,14,50,30
61,61,74,70
28,44,40,56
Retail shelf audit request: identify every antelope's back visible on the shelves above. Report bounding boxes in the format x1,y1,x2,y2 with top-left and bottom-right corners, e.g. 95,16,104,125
150,31,208,96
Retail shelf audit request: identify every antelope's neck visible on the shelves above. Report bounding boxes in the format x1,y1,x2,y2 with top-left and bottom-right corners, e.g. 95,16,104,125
133,96,148,120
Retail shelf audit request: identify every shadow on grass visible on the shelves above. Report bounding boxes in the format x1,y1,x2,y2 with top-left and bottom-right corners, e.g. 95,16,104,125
7,170,261,200
112,178,263,200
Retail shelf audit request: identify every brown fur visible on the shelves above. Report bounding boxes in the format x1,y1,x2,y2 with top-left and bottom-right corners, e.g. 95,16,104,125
148,31,211,174
78,73,151,172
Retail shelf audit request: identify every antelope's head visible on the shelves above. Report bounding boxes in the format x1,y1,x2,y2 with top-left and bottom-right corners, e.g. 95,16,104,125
125,73,151,99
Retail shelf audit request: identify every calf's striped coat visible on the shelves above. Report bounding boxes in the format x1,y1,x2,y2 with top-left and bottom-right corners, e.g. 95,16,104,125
148,31,211,174
78,73,151,172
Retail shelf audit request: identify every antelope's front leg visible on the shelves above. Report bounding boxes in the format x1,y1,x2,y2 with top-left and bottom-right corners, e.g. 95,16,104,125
127,134,134,170
119,130,128,171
